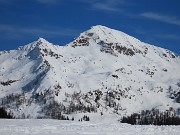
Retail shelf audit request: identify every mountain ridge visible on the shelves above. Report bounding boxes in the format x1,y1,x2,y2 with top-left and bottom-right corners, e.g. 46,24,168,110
0,25,180,120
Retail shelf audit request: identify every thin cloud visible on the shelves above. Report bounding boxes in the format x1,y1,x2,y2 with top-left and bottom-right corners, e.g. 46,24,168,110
91,0,126,12
155,34,180,41
34,0,127,12
92,3,119,12
0,0,15,4
141,12,180,26
0,24,80,39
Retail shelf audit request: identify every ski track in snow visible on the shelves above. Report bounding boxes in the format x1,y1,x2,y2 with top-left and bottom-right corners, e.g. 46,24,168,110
0,119,180,135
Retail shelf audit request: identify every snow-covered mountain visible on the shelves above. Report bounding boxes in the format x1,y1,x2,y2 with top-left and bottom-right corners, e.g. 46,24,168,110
0,25,180,121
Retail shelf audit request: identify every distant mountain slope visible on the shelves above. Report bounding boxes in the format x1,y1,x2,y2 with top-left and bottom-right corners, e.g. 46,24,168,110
0,25,180,120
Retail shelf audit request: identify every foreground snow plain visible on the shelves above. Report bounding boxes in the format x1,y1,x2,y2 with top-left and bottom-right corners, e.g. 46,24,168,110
0,119,179,135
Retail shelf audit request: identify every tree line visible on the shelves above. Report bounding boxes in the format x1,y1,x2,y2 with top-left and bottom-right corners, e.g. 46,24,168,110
121,108,180,125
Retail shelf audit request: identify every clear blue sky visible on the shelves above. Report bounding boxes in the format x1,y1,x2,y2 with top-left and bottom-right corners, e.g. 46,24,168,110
0,0,180,54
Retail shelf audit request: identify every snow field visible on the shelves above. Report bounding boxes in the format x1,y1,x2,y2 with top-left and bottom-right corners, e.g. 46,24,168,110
0,119,180,135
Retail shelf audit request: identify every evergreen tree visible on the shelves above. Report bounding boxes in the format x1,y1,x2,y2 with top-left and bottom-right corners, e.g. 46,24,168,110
0,108,13,119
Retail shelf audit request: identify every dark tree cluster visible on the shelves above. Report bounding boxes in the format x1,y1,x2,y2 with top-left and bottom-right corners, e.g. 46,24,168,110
0,107,13,119
0,90,98,119
112,75,118,79
44,60,50,67
168,86,180,103
0,90,53,119
0,92,36,118
105,91,116,108
105,89,127,111
78,115,90,121
64,91,98,114
83,115,90,121
66,101,97,114
121,108,180,125
1,93,28,108
43,100,66,119
1,80,17,86
42,100,76,121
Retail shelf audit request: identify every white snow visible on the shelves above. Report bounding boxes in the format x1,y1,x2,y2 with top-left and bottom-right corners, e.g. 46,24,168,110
0,25,180,120
0,119,179,135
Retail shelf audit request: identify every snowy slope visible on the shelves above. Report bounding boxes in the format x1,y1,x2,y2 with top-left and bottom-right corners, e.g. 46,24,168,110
0,25,180,120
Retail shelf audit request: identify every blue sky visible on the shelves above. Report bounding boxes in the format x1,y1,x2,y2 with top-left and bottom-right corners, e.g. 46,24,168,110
0,0,180,54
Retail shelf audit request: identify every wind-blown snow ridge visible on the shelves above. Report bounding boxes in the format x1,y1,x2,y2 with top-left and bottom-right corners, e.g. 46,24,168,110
0,25,180,121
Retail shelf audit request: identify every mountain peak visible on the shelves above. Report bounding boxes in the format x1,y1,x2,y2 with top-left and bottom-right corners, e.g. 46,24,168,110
16,37,52,53
91,25,108,29
36,37,50,45
88,25,140,43
0,25,180,120
31,37,51,49
90,25,114,34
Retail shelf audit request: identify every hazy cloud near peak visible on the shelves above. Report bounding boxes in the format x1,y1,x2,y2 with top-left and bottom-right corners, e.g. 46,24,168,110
0,0,128,12
0,24,80,39
155,34,180,41
92,3,119,12
141,12,180,26
90,0,127,12
35,0,127,12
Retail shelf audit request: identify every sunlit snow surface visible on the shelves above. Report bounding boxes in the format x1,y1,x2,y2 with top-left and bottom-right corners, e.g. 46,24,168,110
0,25,180,119
0,119,180,135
